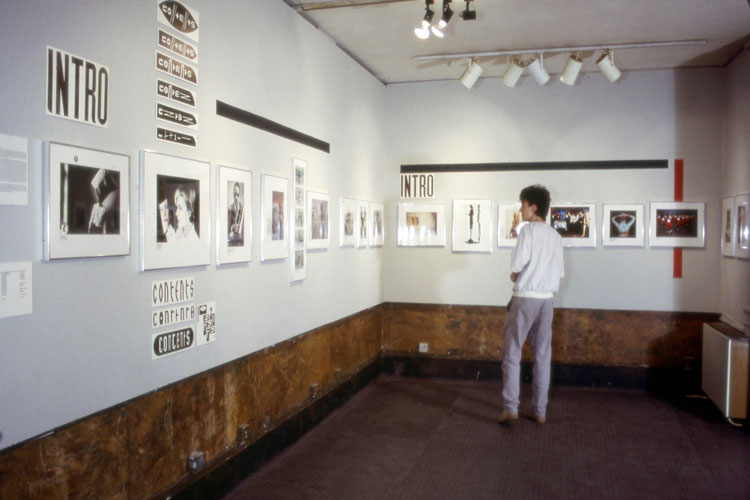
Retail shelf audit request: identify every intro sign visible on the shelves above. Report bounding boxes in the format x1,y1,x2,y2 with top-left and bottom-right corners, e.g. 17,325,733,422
46,47,109,128
400,173,434,199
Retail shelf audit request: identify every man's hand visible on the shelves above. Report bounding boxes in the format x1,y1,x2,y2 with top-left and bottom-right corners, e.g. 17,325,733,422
510,272,519,283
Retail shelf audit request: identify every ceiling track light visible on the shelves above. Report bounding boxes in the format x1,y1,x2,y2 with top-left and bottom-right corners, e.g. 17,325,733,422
596,50,622,82
414,0,435,40
501,56,525,87
527,54,550,86
460,58,484,89
459,0,476,21
560,52,583,86
431,0,453,38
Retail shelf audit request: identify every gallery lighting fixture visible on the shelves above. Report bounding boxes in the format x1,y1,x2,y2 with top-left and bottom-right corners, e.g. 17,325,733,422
460,58,484,89
596,50,622,82
501,57,525,87
431,1,454,38
414,0,435,40
459,0,476,20
526,55,550,86
560,52,583,85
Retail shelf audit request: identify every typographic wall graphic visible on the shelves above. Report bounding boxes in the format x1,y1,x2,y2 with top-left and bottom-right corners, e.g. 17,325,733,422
46,47,109,128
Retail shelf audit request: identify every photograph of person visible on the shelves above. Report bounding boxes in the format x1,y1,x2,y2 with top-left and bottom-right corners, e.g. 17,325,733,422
60,164,120,235
227,181,244,247
550,206,590,238
654,209,698,237
610,211,637,238
310,198,329,240
157,175,200,243
271,190,284,241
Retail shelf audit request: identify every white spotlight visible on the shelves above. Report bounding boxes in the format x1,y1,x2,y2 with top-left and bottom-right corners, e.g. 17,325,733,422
596,50,621,82
527,55,550,86
501,57,524,88
460,59,484,89
414,20,431,39
560,53,583,86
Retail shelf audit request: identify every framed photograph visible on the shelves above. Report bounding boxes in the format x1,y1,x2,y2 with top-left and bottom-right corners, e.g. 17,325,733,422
602,203,645,247
736,193,750,259
452,199,492,252
356,200,370,248
260,173,288,261
649,201,705,248
721,196,736,258
370,201,385,247
290,158,306,281
497,202,525,248
44,142,130,259
340,197,356,247
397,203,446,247
216,165,251,264
548,203,597,247
307,191,330,249
140,151,210,270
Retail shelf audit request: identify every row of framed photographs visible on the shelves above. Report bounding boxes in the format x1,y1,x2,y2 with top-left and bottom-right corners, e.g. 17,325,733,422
43,143,384,270
397,200,727,251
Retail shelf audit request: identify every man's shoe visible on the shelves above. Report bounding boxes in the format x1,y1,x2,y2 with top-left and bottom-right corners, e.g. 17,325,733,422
524,413,546,424
497,410,519,424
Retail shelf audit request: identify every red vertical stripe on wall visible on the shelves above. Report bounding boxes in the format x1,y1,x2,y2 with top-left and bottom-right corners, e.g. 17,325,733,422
673,159,683,279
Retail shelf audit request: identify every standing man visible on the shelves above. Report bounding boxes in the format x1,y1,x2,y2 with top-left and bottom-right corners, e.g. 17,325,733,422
228,182,244,246
498,185,564,425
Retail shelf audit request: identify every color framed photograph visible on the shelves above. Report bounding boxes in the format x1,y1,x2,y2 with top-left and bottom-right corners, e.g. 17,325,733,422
217,165,251,265
721,196,736,258
370,201,385,247
356,200,370,248
261,173,288,261
307,191,330,249
736,193,750,259
649,201,705,248
340,197,356,247
452,199,492,252
602,203,645,247
397,203,446,247
290,157,306,281
44,142,130,260
497,202,525,248
548,203,597,247
140,150,210,270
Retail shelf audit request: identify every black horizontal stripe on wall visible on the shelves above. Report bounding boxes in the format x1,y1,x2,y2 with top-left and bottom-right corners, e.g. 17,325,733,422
401,159,668,173
216,100,330,153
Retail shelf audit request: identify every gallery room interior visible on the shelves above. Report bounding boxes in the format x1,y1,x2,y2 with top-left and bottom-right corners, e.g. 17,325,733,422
0,0,749,498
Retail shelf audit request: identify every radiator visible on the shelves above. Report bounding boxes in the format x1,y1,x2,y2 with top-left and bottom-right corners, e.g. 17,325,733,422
701,323,749,419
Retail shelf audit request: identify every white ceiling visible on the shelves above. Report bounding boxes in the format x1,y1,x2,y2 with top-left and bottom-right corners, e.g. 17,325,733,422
282,0,750,84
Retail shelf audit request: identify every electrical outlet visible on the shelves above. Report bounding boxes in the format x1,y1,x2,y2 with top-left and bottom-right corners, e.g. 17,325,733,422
418,342,429,353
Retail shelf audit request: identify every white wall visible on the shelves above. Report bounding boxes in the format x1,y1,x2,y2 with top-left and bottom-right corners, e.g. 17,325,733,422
721,48,750,330
383,68,725,312
0,0,387,450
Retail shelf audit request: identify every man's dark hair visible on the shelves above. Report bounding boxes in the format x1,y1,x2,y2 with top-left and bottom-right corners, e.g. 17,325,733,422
519,184,551,218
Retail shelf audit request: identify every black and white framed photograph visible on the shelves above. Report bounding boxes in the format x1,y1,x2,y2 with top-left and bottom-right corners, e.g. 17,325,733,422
44,142,130,259
602,203,645,247
217,165,251,265
290,158,306,281
721,196,736,258
397,203,446,247
340,197,356,247
370,201,385,247
356,200,370,248
497,202,525,248
307,191,330,249
261,173,288,261
649,201,705,248
736,193,750,259
548,203,597,247
452,199,492,252
140,150,210,270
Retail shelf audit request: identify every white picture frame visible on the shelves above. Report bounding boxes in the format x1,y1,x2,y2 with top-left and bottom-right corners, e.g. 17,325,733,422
291,158,306,281
44,142,130,260
497,202,525,248
260,173,288,261
721,196,736,258
140,150,210,270
649,201,706,248
736,193,750,259
370,201,385,247
452,199,492,253
217,165,251,265
340,197,356,247
356,200,370,248
397,203,446,247
602,203,645,247
548,203,597,247
307,191,330,250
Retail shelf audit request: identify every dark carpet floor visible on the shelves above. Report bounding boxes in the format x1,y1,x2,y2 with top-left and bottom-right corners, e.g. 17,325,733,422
222,376,750,500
